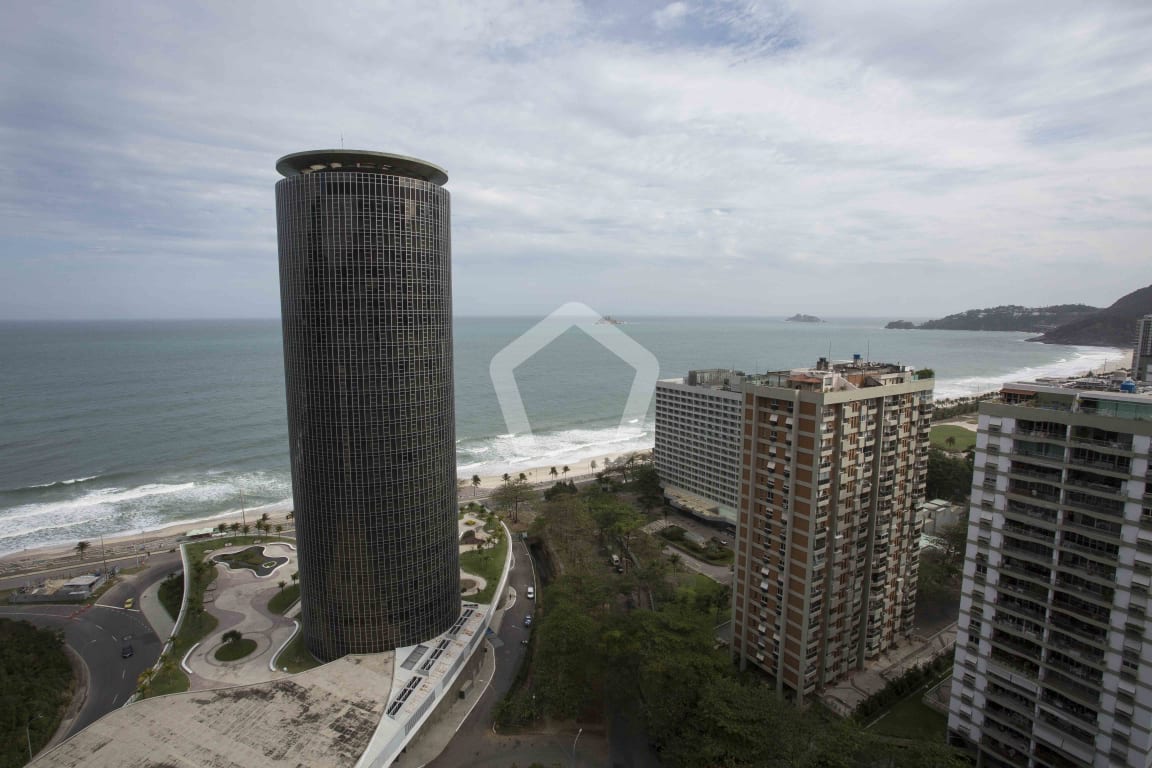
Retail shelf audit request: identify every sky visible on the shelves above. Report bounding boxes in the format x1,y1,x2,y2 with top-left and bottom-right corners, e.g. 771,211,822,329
1,0,1150,320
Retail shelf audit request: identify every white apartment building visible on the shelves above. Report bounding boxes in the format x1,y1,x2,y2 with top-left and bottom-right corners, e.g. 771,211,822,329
949,377,1152,768
654,369,746,524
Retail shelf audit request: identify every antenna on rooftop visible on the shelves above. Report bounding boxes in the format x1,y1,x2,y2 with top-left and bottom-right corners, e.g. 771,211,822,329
867,340,871,363
340,132,344,149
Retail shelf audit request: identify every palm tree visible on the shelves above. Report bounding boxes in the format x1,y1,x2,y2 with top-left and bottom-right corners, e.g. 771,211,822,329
242,524,251,536
471,474,481,496
278,580,287,591
230,522,240,533
549,466,558,480
518,472,527,483
261,512,270,523
286,510,295,521
216,522,229,534
75,541,90,561
291,571,299,585
945,435,957,449
502,473,511,486
562,465,570,479
590,459,597,475
275,524,283,534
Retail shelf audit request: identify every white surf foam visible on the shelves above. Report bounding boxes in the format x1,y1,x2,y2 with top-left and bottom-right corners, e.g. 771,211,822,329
935,345,1129,399
457,422,654,477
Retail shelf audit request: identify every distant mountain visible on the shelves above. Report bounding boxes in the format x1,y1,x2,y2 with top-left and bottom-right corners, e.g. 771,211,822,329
786,313,823,323
1029,284,1152,347
886,304,1097,333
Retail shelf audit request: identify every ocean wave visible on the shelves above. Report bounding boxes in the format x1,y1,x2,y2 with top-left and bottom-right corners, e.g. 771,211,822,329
935,345,1129,399
0,471,292,557
456,423,653,477
24,474,104,490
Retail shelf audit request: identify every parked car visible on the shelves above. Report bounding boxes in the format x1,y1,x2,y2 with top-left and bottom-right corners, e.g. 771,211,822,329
524,614,533,627
526,586,535,600
121,643,134,659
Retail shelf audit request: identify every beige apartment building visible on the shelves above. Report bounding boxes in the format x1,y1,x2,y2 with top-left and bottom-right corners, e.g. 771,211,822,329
949,376,1152,768
732,358,933,703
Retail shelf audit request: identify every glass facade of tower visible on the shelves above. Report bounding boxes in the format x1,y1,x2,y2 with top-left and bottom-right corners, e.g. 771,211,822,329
275,151,459,661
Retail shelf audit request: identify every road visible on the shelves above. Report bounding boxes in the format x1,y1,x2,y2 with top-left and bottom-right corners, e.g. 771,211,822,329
425,538,608,768
0,551,180,741
0,604,160,737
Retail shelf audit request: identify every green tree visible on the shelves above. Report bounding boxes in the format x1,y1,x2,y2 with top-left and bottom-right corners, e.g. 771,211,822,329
491,479,536,524
562,465,570,479
502,473,511,485
241,524,250,536
590,459,597,475
471,474,481,496
549,466,558,479
926,447,974,501
222,629,243,645
75,540,90,560
633,465,663,513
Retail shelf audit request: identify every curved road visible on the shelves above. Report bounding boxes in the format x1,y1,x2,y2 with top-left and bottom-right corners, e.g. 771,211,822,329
0,551,180,742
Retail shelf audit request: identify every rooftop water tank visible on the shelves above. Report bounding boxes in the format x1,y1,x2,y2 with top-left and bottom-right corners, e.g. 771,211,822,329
1121,378,1137,393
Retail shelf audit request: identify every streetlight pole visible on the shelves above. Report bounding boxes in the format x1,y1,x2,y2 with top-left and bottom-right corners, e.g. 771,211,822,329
99,534,109,574
571,727,582,768
239,487,247,533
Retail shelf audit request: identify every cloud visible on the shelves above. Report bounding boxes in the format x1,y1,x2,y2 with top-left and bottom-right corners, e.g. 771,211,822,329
653,2,691,30
0,0,1149,319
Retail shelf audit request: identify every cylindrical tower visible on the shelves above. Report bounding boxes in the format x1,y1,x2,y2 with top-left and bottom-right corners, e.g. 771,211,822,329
275,150,459,661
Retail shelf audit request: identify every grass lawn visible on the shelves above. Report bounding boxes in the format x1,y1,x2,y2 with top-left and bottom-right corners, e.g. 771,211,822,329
268,583,300,614
274,630,321,673
930,424,977,452
146,663,190,697
214,638,257,661
867,683,949,742
460,533,509,605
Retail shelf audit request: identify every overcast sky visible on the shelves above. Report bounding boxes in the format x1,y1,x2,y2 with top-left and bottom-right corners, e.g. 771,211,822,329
1,0,1149,320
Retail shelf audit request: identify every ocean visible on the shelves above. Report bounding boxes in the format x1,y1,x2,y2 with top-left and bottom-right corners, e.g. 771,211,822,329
0,317,1127,556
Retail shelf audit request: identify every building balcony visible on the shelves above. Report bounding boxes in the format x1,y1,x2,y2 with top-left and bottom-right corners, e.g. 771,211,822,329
1042,670,1101,707
1062,490,1124,518
1064,475,1125,499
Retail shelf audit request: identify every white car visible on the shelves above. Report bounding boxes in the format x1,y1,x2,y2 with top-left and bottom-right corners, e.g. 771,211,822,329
526,586,535,600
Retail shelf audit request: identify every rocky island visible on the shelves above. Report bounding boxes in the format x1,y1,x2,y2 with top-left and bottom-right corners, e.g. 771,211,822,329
785,313,823,323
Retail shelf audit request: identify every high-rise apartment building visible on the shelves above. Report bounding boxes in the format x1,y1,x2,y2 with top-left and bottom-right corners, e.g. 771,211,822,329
1134,315,1152,382
732,359,933,703
275,150,459,661
654,370,747,524
948,378,1152,768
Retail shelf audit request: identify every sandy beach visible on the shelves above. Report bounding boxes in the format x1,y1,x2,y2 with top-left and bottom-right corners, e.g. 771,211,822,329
0,450,650,575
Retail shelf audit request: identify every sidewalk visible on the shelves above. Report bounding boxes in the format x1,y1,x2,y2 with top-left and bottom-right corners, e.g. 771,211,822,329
138,576,175,642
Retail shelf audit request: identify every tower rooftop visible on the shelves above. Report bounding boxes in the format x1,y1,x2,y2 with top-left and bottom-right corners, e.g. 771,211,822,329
275,149,448,185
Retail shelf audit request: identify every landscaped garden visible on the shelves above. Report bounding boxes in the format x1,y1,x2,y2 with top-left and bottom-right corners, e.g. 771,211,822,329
214,630,257,662
212,545,286,576
459,514,508,604
273,630,321,673
658,525,733,564
268,582,300,614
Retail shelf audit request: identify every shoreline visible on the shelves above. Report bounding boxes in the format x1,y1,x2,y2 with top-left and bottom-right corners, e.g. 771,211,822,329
0,451,646,572
0,345,1132,570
